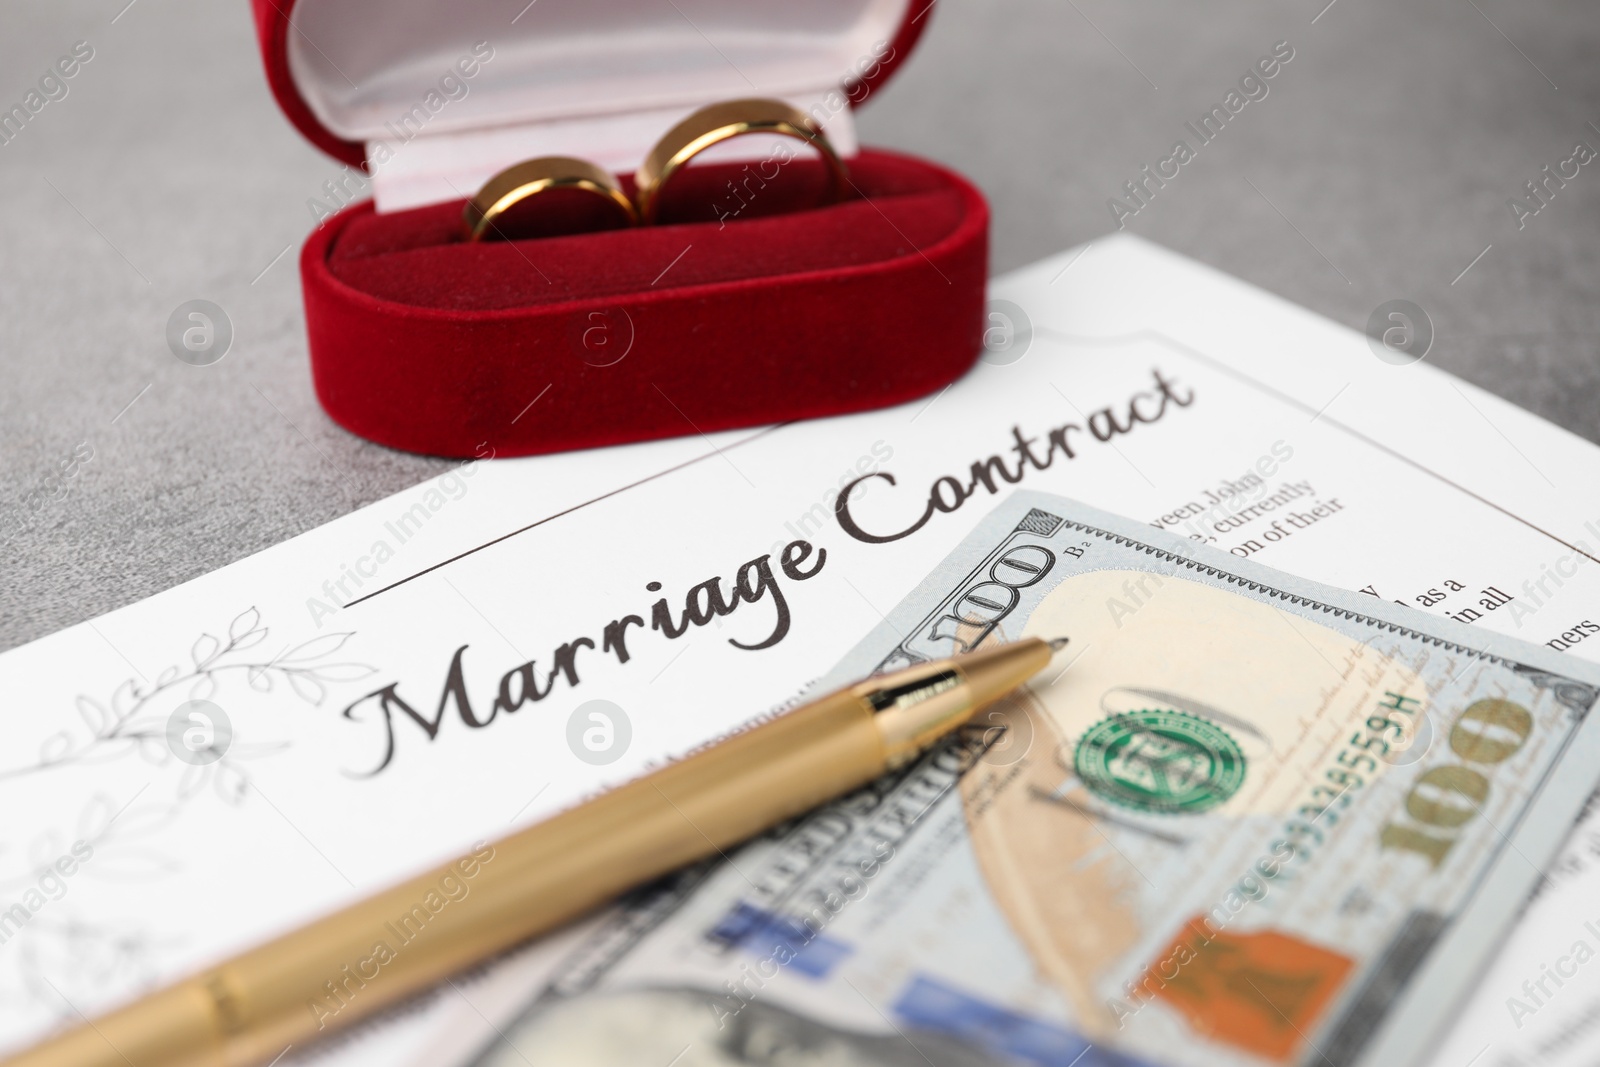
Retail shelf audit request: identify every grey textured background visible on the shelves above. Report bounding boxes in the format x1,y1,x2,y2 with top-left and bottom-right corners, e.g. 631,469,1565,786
2,0,1596,651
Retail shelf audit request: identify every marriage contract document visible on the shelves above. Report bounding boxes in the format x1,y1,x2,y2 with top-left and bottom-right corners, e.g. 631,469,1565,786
3,235,1599,1067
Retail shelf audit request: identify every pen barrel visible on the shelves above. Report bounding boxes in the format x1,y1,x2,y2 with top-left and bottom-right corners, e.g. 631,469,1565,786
4,691,885,1067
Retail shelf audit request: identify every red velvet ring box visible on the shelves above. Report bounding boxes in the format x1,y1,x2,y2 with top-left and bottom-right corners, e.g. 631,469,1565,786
250,1,989,458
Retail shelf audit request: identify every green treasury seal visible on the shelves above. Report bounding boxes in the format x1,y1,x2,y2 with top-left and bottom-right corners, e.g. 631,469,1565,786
1074,709,1246,813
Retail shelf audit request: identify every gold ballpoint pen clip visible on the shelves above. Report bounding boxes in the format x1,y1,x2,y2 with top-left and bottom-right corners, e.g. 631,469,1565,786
866,635,1068,767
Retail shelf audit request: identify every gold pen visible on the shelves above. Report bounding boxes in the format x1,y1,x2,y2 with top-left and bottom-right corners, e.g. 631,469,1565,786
4,636,1065,1067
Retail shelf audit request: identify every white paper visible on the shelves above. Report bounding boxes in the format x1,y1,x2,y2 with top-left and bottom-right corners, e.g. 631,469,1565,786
3,234,1599,1065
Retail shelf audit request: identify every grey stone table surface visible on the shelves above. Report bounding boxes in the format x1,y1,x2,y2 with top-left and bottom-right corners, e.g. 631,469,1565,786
1,0,1596,651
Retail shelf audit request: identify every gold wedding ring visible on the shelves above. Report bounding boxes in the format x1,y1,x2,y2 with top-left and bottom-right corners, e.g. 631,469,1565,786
635,98,848,224
464,156,638,241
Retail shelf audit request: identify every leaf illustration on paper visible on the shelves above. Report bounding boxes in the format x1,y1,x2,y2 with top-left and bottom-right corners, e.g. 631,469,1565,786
279,631,355,665
307,663,376,683
287,671,326,706
37,731,72,766
230,606,263,643
0,608,376,993
191,632,221,670
0,608,372,784
75,697,109,734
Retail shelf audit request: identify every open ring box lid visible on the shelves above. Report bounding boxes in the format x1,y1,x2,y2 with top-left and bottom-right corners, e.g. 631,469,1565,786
251,0,989,458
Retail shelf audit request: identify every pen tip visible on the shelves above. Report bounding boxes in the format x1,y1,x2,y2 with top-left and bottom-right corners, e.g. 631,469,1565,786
1047,636,1071,651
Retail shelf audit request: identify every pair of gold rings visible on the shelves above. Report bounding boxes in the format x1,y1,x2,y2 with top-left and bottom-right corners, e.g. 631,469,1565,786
462,98,848,242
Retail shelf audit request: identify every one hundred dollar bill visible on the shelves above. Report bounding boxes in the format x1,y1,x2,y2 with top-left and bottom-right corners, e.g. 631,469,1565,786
461,492,1600,1067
